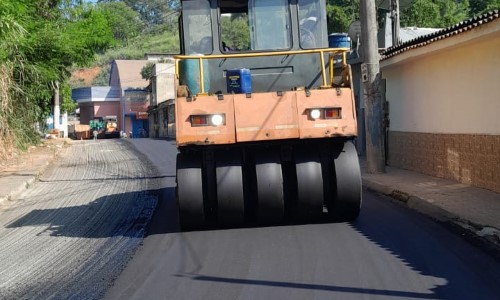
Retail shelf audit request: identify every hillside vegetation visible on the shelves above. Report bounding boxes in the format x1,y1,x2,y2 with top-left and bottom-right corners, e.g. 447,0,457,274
71,30,180,87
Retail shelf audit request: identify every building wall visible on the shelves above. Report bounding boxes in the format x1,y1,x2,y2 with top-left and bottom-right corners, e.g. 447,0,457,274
79,103,94,125
148,100,175,139
383,36,500,134
382,24,500,193
124,116,132,136
94,102,121,129
153,63,176,106
389,132,500,193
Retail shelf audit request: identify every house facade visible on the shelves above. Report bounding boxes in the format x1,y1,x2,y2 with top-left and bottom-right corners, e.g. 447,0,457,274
72,86,121,125
109,60,150,138
380,11,500,193
147,61,176,139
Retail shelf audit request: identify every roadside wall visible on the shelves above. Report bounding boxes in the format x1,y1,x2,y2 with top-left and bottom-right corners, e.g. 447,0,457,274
381,19,500,193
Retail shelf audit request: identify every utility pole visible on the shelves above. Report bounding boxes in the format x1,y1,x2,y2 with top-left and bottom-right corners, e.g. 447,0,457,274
391,0,400,46
360,0,385,173
53,81,60,134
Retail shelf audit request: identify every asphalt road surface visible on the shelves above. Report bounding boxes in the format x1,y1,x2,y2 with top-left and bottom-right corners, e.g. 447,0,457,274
1,139,499,300
106,139,500,300
0,140,158,299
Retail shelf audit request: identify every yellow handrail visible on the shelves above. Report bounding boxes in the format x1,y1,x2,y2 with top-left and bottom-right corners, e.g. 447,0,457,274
174,48,350,95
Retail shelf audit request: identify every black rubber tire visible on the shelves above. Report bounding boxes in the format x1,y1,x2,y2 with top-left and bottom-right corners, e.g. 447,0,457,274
294,147,324,221
328,141,362,221
215,150,245,226
176,152,205,230
255,150,285,224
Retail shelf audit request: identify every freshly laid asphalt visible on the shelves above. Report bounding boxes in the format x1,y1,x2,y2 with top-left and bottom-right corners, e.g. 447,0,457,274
1,137,498,252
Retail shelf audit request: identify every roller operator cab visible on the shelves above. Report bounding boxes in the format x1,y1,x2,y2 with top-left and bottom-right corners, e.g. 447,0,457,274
175,0,361,230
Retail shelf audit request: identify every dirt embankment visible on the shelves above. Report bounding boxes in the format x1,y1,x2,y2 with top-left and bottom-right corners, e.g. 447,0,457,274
70,66,102,86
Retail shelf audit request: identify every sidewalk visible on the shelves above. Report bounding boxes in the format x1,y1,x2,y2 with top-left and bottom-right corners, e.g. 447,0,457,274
0,140,498,250
361,158,500,251
0,138,70,207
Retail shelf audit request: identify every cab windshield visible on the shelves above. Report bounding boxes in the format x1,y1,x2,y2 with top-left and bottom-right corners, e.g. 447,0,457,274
219,0,291,52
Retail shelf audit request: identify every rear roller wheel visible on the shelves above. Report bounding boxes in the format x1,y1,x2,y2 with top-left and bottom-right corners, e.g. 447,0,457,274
176,152,205,230
216,150,245,226
328,141,362,221
255,150,285,224
294,147,324,221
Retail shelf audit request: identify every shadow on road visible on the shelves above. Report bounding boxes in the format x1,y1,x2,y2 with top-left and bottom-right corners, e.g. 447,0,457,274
176,274,441,299
348,194,500,299
5,189,163,238
162,194,500,299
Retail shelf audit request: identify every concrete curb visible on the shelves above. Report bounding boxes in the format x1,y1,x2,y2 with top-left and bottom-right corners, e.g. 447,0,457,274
362,177,500,253
0,140,67,205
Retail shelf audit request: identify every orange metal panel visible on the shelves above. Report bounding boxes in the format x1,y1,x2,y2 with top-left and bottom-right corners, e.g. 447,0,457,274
234,92,299,142
296,88,357,139
176,95,236,146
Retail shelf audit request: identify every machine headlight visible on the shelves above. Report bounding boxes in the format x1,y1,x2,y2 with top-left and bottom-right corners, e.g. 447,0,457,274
310,109,321,120
211,114,224,126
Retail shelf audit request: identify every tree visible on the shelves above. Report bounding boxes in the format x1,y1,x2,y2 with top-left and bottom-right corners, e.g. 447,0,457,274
0,0,115,156
326,0,360,33
140,62,156,81
221,15,250,50
97,1,144,45
469,0,500,16
401,0,470,28
98,0,180,30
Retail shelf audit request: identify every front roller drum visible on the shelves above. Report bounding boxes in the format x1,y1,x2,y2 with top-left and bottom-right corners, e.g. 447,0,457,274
176,152,205,230
328,141,362,221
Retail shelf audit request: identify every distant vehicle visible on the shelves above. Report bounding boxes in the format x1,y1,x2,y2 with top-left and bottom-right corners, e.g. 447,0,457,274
102,116,120,139
89,116,120,139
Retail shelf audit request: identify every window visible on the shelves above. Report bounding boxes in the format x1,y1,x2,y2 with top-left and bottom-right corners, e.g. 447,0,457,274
298,0,327,49
184,1,213,54
249,0,291,50
219,0,291,52
220,12,250,51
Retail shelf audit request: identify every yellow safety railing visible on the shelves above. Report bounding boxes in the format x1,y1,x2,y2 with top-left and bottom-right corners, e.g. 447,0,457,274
174,48,349,95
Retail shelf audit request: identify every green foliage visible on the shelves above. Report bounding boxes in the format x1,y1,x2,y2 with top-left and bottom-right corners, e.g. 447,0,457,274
98,0,180,29
60,82,76,113
140,62,156,80
221,15,250,50
326,0,495,32
0,2,27,62
469,0,500,16
326,0,359,33
95,30,179,66
0,0,115,156
97,1,144,45
92,64,111,86
401,0,470,28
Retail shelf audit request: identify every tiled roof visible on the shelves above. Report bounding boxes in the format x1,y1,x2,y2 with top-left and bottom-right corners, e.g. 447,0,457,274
382,10,499,60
